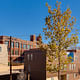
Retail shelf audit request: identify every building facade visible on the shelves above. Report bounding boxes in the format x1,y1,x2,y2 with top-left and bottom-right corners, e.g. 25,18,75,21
0,44,8,65
47,49,80,80
0,35,37,62
0,44,8,73
24,49,46,80
24,48,80,80
65,50,80,80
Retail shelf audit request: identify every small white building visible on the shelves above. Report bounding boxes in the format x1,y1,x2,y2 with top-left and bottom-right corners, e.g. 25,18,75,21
0,44,8,73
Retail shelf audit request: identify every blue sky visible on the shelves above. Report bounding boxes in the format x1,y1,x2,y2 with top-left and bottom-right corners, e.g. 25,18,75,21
0,0,80,45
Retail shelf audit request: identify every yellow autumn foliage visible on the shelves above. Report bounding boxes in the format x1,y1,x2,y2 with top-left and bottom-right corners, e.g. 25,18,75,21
39,1,78,80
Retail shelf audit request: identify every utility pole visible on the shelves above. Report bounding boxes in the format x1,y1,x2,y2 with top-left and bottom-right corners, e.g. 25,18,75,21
10,36,12,80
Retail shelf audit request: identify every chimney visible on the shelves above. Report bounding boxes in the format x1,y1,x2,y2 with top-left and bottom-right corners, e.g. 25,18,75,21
36,35,42,41
30,35,36,42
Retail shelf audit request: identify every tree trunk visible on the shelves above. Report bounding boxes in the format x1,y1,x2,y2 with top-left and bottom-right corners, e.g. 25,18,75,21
58,52,61,80
58,68,61,80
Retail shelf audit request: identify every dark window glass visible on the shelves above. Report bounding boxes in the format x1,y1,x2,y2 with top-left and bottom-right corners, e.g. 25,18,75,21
31,54,33,61
15,50,19,55
11,50,14,55
68,52,74,62
15,42,19,48
23,44,26,49
20,43,22,49
20,50,23,55
11,42,14,48
27,45,30,49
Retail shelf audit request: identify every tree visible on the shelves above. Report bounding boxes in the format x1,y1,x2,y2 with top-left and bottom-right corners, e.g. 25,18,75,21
40,1,78,80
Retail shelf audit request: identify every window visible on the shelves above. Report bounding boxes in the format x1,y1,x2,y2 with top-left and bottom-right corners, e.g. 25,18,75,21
23,44,26,49
5,41,9,46
27,54,33,61
0,46,2,52
64,65,67,70
11,50,14,55
69,64,71,70
72,64,74,70
27,54,30,61
67,74,69,80
27,45,30,49
20,50,22,55
74,56,77,61
15,42,19,48
30,45,33,49
15,50,19,55
11,42,14,48
20,43,22,49
31,54,33,61
68,52,74,62
74,64,76,70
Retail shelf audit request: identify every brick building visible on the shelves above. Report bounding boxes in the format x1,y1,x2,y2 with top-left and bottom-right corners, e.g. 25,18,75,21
24,49,46,80
24,48,80,80
46,49,80,80
0,35,38,62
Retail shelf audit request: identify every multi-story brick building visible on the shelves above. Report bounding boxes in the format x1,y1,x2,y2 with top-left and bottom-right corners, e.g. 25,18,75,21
24,49,46,80
0,35,38,62
46,49,80,80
